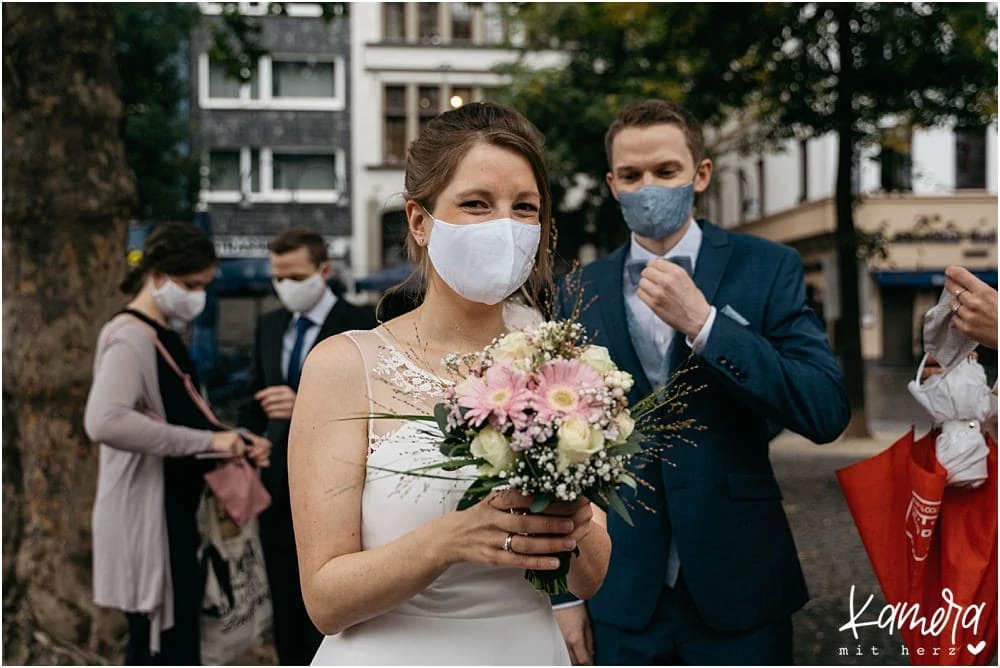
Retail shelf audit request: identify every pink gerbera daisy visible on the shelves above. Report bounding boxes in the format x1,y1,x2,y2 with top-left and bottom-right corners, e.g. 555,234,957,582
532,359,603,424
456,362,532,429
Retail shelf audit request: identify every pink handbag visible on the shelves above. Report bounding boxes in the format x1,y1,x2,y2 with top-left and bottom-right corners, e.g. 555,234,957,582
203,457,272,528
150,335,272,527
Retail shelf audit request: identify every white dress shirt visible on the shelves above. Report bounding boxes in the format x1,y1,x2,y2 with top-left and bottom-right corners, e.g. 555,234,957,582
281,287,336,382
624,218,717,357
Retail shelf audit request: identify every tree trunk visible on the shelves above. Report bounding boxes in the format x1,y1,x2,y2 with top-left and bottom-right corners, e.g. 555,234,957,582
834,4,871,438
3,4,136,663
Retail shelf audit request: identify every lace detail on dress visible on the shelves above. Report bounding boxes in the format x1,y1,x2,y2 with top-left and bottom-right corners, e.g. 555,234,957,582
364,329,451,456
372,344,448,398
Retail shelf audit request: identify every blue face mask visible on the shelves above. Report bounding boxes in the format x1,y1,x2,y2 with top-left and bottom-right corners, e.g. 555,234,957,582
617,182,694,239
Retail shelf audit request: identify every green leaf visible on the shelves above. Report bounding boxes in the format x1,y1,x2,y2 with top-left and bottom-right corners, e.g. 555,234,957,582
456,477,508,511
530,493,553,514
605,488,634,528
439,440,471,458
617,473,637,490
606,441,641,457
434,402,451,434
440,458,479,471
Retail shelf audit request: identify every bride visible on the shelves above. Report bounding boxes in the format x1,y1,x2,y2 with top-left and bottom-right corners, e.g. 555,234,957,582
287,101,611,665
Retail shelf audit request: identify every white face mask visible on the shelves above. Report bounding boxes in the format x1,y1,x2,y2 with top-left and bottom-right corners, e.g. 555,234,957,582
153,279,206,323
425,213,541,305
272,273,327,314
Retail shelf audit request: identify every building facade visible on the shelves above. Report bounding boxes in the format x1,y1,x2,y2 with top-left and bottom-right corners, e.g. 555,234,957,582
709,124,998,366
347,2,561,284
191,2,353,276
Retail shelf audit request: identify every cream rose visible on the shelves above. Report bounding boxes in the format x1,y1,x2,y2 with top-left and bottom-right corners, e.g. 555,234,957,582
579,345,616,374
491,331,536,363
612,412,635,444
470,426,516,475
556,418,605,471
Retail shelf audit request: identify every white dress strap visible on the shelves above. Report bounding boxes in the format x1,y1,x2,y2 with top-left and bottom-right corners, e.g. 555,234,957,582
341,331,377,447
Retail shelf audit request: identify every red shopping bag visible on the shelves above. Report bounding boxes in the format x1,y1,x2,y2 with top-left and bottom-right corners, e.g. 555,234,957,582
836,428,997,665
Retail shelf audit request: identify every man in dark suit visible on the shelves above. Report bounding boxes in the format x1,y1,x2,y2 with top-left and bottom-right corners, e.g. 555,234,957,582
239,227,376,665
551,100,850,665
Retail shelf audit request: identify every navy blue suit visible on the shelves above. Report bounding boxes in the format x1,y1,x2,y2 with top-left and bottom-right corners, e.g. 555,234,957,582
556,220,849,664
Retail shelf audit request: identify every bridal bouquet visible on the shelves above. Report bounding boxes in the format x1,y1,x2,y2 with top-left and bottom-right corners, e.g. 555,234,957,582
417,319,644,594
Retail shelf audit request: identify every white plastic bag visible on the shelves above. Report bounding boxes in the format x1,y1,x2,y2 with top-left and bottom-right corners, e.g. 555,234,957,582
197,492,273,665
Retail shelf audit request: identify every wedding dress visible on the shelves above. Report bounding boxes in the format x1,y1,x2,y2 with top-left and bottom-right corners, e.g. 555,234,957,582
310,326,570,666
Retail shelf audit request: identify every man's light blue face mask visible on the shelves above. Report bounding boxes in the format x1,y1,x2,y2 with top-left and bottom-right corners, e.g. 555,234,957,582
617,181,694,239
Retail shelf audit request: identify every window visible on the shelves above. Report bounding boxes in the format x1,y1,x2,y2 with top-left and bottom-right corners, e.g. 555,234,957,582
384,3,405,41
418,3,440,42
384,86,407,165
199,53,343,110
483,3,508,45
880,149,913,192
879,125,912,192
451,3,473,42
202,147,344,203
272,60,336,98
449,86,473,109
382,84,489,165
209,151,241,191
208,58,258,99
418,86,441,137
955,126,986,189
273,153,338,191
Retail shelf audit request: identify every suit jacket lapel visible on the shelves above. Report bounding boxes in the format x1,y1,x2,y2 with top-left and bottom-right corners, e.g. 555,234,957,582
668,219,732,374
313,298,347,347
596,247,653,399
265,310,293,384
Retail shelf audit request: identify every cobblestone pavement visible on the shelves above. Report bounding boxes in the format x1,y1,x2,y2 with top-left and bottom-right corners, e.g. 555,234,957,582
773,426,930,666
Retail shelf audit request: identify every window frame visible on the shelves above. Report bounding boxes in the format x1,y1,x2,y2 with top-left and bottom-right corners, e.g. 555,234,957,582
198,52,346,111
200,146,346,204
955,126,987,190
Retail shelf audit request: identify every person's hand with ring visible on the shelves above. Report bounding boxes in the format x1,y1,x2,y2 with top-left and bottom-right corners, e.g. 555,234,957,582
944,266,999,349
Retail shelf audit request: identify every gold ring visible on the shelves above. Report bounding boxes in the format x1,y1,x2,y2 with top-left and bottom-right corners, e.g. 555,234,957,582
501,532,515,552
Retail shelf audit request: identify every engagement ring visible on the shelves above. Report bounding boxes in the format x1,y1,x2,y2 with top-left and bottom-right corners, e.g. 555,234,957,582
951,301,962,314
954,287,967,300
502,532,515,552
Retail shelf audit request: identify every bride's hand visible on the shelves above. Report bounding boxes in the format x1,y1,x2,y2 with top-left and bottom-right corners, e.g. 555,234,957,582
535,497,594,545
435,489,576,571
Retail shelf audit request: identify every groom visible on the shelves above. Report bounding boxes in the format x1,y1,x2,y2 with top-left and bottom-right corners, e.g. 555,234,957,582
552,99,850,664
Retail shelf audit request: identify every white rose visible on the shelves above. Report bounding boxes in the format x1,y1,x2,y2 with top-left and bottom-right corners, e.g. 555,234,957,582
491,332,537,364
470,426,516,475
579,345,616,374
556,418,605,472
613,412,635,444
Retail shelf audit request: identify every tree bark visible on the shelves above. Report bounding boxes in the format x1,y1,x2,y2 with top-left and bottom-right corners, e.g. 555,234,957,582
834,4,871,438
3,4,136,663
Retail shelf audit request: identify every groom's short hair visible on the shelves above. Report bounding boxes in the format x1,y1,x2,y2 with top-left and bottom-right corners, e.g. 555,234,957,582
269,227,329,267
604,99,705,167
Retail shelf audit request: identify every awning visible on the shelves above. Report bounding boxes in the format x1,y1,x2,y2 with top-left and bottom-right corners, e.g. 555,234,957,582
213,257,273,297
356,262,417,292
871,269,998,288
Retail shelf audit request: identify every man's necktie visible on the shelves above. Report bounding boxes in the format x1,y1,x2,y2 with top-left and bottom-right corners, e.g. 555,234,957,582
287,316,314,391
626,255,693,286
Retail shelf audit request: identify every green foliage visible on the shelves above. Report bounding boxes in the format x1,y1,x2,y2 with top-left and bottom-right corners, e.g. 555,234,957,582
206,2,349,83
494,3,783,260
499,2,997,262
734,3,998,146
112,3,202,223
